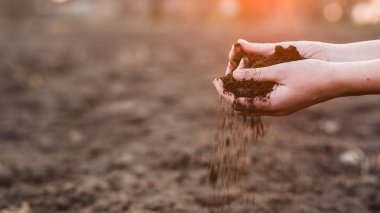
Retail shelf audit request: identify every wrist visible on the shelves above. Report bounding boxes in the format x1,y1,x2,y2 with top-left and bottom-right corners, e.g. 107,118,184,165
330,61,374,97
321,42,342,62
326,62,353,98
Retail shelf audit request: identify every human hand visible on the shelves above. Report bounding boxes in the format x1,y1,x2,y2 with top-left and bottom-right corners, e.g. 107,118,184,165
226,39,330,75
215,59,344,116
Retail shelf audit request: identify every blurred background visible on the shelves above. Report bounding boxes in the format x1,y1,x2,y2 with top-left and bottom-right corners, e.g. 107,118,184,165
1,0,380,213
2,0,380,24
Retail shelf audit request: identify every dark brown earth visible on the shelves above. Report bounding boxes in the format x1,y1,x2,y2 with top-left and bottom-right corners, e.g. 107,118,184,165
1,19,380,213
219,45,304,99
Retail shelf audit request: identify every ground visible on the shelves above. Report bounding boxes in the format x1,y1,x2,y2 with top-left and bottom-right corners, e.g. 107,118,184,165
1,20,380,213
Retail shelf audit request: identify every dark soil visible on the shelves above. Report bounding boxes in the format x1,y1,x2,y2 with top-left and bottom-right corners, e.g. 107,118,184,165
220,45,304,98
1,20,380,213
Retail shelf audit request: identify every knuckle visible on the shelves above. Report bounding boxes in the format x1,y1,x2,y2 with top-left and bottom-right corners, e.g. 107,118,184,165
257,69,263,81
248,69,261,81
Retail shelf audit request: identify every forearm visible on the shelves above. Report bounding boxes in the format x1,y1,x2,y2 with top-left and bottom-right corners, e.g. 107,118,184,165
325,40,380,62
334,59,380,96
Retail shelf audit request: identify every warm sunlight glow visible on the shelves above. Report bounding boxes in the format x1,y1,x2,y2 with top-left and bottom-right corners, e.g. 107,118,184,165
351,0,380,25
323,2,343,23
51,0,70,4
219,0,239,17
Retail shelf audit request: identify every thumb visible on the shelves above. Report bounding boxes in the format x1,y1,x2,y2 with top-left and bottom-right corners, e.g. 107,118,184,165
238,39,276,56
233,67,280,82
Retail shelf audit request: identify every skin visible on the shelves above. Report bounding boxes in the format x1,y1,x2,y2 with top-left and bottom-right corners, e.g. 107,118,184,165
214,39,380,116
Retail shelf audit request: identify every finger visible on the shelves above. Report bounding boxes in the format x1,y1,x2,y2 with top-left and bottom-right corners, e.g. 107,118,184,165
226,56,249,76
229,43,245,64
238,39,277,56
233,97,272,112
212,78,235,105
225,60,237,76
233,66,281,82
226,44,245,75
237,57,250,70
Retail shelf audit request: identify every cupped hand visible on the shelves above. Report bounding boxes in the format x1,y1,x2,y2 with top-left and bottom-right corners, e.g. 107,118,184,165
215,59,343,116
226,39,331,75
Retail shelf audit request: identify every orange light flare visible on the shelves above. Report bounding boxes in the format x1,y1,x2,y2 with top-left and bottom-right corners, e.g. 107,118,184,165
271,0,305,37
51,0,70,3
229,0,309,39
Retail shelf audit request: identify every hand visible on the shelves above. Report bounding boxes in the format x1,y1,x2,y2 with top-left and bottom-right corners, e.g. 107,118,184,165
226,39,330,75
226,39,380,75
215,59,344,116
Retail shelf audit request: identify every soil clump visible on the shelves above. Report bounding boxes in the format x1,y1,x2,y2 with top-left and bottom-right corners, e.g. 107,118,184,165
220,45,304,98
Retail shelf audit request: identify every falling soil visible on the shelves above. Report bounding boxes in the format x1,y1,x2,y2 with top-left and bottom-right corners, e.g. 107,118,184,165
210,99,266,212
210,45,305,212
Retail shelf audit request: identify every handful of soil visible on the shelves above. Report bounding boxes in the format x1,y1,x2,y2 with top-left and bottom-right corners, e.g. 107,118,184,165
209,45,305,212
219,45,304,99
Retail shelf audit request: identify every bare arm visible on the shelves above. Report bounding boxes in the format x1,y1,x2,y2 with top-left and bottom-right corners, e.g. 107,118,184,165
336,59,380,95
326,40,380,62
226,39,380,74
215,59,380,116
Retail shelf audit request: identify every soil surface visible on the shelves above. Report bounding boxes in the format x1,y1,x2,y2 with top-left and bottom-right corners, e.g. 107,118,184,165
1,20,380,213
